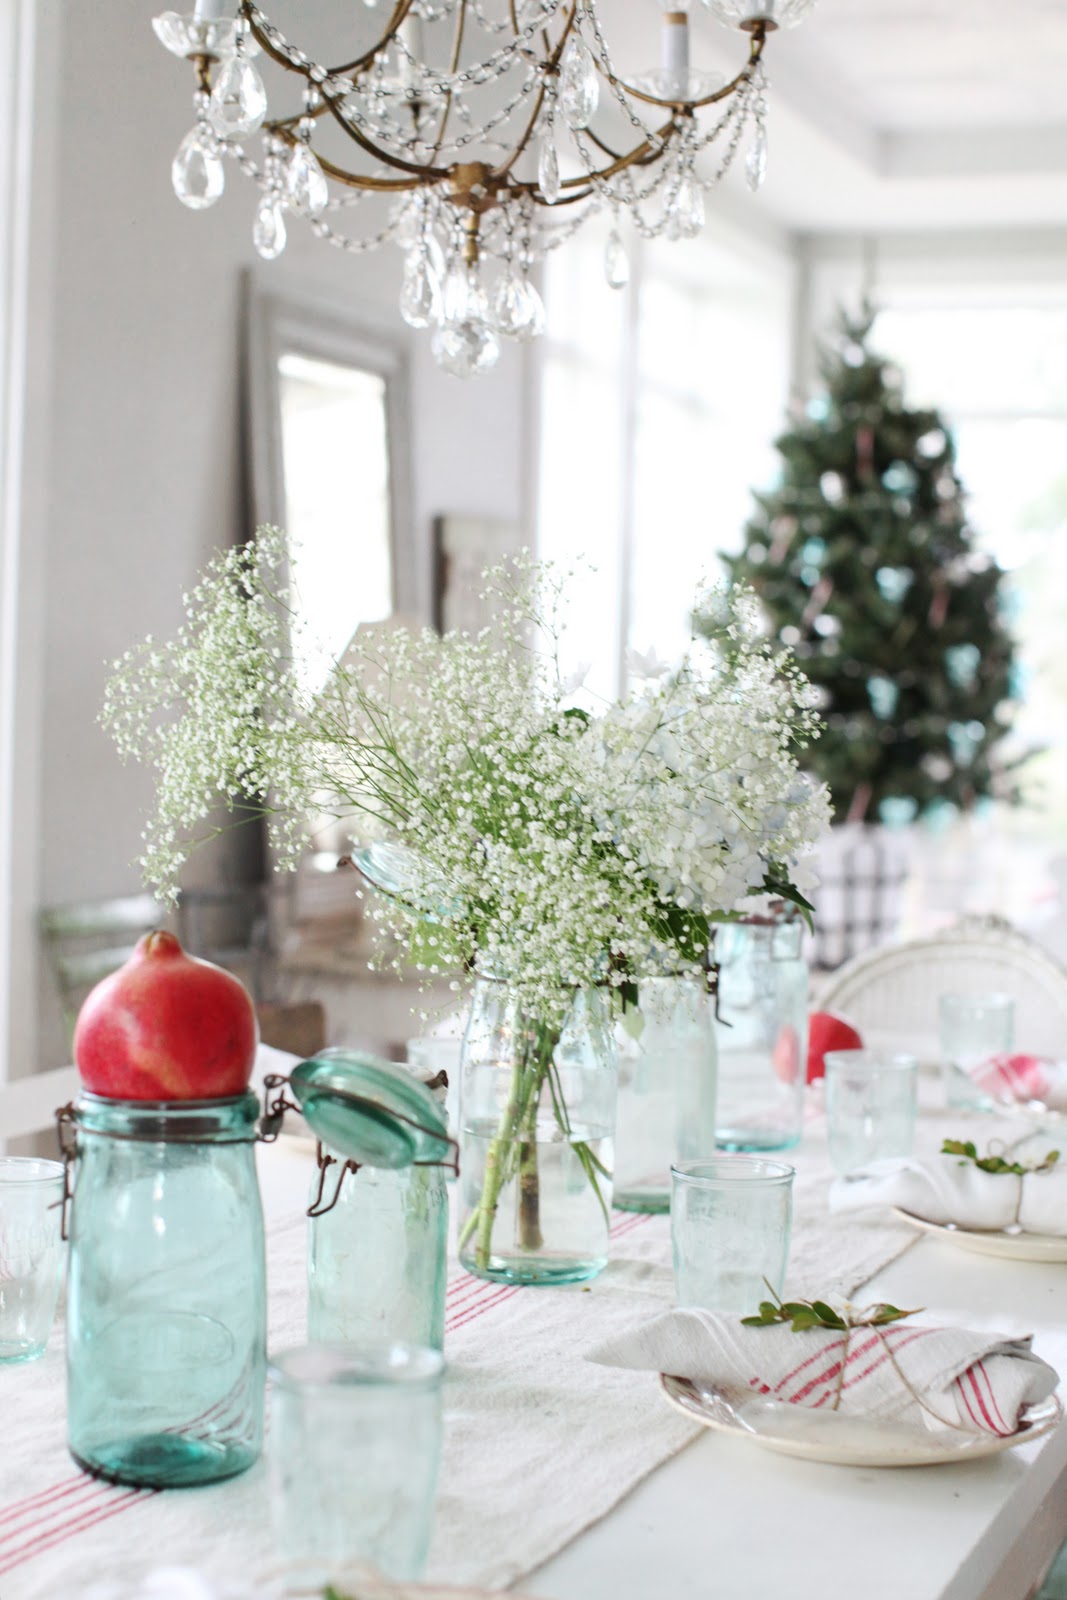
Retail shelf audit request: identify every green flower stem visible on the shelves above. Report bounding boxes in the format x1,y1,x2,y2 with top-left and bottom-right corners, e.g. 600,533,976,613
462,1016,560,1270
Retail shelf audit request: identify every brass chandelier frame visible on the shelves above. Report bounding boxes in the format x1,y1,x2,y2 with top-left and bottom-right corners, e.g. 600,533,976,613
189,1,772,257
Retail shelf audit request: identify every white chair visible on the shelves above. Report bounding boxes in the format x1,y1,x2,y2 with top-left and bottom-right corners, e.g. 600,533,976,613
816,914,1067,1058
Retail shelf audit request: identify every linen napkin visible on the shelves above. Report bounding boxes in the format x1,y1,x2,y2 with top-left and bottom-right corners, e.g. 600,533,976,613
969,1053,1067,1111
589,1307,1059,1436
829,1152,1067,1235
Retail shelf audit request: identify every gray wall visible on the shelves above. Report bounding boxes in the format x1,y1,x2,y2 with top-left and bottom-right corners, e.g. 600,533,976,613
31,1,532,1067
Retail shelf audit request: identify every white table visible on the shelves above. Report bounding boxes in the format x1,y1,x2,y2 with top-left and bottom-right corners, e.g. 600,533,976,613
4,1107,1065,1600
254,1136,1067,1600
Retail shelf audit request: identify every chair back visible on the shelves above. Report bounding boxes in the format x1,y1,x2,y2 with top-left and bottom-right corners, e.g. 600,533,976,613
817,915,1067,1058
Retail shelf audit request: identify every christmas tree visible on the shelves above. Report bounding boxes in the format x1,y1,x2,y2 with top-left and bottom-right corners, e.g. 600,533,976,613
722,307,1020,828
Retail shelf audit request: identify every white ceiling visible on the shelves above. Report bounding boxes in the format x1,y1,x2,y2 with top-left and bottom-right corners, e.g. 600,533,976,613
690,0,1067,233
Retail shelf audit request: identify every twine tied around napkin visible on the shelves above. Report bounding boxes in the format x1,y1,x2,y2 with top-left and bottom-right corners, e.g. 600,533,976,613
588,1304,1059,1436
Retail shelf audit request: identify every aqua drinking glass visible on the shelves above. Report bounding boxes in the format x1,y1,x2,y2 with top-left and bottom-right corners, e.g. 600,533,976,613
671,1156,794,1315
0,1158,64,1362
714,914,808,1152
64,1092,266,1487
939,992,1014,1111
824,1050,918,1177
614,975,718,1215
268,1343,444,1590
308,1160,448,1351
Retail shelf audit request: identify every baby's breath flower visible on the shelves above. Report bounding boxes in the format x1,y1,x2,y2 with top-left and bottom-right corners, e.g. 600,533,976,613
102,532,830,1025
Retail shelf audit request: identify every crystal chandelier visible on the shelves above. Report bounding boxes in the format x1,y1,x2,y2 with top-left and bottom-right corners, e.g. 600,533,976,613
154,0,817,377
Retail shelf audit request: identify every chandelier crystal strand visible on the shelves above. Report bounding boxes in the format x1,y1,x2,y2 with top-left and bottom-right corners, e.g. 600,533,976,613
153,0,817,374
744,62,768,190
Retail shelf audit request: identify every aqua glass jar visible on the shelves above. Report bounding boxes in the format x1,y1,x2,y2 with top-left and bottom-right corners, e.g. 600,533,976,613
289,1052,454,1353
308,1158,448,1351
713,912,808,1152
614,975,718,1214
458,983,617,1286
63,1092,266,1487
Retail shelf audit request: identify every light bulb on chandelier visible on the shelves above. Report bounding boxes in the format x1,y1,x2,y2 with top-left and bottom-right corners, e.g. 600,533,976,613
152,0,816,377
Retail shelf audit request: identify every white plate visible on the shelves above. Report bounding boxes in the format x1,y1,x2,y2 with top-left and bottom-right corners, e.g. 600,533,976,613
660,1374,1062,1467
892,1207,1067,1262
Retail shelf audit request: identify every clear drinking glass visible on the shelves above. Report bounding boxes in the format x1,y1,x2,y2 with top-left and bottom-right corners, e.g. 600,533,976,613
0,1158,65,1363
268,1343,444,1590
939,993,1015,1111
671,1156,794,1315
614,975,718,1214
824,1050,919,1177
714,914,808,1152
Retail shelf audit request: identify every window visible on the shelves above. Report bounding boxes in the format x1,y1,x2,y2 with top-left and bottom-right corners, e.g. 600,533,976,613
538,217,794,700
875,292,1067,841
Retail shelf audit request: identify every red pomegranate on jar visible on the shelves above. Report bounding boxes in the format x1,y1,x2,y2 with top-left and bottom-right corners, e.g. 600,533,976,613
74,930,257,1100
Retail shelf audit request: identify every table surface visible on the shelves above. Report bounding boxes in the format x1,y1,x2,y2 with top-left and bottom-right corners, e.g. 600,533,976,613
5,1089,1066,1600
253,1127,1067,1600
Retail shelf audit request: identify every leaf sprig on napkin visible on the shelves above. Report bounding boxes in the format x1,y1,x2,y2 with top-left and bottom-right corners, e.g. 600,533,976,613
942,1138,1061,1177
741,1282,919,1333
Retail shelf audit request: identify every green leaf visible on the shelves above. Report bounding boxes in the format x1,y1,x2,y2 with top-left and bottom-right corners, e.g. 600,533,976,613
788,1309,822,1331
867,1304,916,1326
761,871,815,931
811,1301,847,1329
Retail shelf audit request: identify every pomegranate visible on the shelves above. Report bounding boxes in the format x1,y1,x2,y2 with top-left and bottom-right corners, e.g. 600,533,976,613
806,1010,863,1084
74,930,257,1100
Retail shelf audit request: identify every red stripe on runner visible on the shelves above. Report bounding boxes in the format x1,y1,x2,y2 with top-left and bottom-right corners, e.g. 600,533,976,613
0,1488,154,1577
0,1475,106,1534
447,1284,521,1334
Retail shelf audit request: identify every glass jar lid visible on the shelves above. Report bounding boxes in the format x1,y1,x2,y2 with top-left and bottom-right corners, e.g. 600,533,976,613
288,1050,454,1170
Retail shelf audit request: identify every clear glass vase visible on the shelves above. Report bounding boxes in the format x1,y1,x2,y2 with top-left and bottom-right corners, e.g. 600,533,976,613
307,1157,448,1351
458,983,617,1286
713,913,808,1152
614,976,718,1214
64,1092,266,1487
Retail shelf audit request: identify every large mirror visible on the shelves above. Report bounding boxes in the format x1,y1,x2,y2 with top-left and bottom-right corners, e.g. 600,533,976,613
243,277,418,928
244,276,417,664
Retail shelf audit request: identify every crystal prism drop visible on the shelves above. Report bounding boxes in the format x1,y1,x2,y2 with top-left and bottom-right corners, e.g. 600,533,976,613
668,174,704,240
171,128,225,210
491,273,545,342
210,54,267,138
746,126,768,192
253,196,287,259
538,134,561,205
604,229,629,289
400,253,441,330
559,37,599,131
431,317,501,379
287,143,329,215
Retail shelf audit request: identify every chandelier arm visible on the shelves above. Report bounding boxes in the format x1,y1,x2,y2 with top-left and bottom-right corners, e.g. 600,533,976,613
490,0,579,183
608,25,766,114
241,0,414,82
320,95,455,181
506,113,679,208
430,0,471,160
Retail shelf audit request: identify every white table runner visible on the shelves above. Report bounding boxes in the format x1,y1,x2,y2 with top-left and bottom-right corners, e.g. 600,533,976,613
0,1106,932,1600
